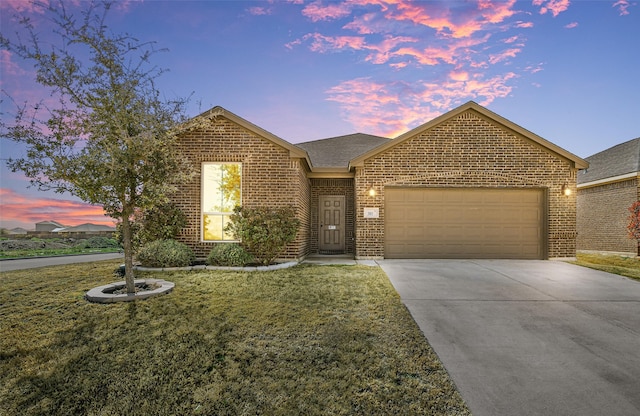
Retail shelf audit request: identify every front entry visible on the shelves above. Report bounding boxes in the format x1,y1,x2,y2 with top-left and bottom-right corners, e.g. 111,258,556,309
319,195,346,253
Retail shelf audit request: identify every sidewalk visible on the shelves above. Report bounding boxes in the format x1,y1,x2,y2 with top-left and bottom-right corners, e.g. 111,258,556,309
302,254,378,266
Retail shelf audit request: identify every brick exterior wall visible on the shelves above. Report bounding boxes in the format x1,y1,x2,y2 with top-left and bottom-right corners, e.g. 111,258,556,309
354,110,579,259
577,177,638,253
173,116,310,259
309,178,355,254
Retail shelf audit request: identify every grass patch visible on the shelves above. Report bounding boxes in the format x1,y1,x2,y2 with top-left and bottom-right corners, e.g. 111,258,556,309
0,261,469,415
571,252,640,281
1,237,120,259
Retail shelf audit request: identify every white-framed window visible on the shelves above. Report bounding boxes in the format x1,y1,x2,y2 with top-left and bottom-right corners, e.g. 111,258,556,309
201,162,241,241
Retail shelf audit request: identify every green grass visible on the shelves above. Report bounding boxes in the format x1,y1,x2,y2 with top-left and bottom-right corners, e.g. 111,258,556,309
0,261,469,416
571,252,640,281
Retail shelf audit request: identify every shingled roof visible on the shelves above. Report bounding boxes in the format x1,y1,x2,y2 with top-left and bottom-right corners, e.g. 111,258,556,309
296,133,391,168
578,137,640,184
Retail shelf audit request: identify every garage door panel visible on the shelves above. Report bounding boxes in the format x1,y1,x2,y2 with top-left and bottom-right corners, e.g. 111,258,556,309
385,188,545,259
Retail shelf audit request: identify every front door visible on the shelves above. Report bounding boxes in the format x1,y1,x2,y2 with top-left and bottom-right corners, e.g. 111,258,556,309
319,195,345,253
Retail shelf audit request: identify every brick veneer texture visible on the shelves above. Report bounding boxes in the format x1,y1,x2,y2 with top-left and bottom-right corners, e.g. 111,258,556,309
354,110,579,259
173,117,310,259
577,178,638,253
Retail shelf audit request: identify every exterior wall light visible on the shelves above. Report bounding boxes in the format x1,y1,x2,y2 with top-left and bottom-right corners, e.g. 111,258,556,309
368,186,376,197
561,184,572,196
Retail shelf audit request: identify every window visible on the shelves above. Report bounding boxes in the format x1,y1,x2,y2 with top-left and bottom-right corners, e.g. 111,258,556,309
202,163,241,241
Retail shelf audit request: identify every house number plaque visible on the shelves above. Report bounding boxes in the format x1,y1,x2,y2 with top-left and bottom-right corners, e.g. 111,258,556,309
327,225,337,230
363,208,379,218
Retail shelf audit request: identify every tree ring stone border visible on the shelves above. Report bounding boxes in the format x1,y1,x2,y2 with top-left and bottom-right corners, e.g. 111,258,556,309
86,279,174,303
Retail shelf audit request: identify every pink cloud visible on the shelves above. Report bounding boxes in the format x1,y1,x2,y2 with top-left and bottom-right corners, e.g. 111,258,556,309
302,0,353,22
450,71,470,81
524,63,544,74
515,21,534,28
0,0,48,13
301,33,368,53
0,188,112,229
503,35,520,44
247,6,272,16
532,0,571,17
363,35,418,64
565,21,578,29
0,50,25,80
613,0,632,15
380,0,518,39
326,72,517,137
488,47,522,64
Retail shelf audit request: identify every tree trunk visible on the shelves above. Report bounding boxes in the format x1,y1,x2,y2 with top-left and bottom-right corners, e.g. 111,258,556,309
121,213,136,294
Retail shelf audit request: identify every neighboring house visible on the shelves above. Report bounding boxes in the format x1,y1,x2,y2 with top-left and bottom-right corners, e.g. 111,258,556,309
54,223,116,233
173,101,588,260
35,220,66,232
7,227,29,235
577,138,640,254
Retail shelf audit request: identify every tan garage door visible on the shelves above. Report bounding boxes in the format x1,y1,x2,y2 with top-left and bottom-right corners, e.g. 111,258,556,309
385,188,545,259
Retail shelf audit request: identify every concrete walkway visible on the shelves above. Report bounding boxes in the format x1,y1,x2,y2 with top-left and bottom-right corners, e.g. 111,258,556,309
301,254,377,266
378,259,640,416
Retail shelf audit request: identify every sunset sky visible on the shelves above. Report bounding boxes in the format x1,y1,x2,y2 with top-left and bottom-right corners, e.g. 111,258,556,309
1,0,639,230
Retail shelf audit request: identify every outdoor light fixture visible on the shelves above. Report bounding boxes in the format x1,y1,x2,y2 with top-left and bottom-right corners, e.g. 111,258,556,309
561,184,572,196
368,186,376,197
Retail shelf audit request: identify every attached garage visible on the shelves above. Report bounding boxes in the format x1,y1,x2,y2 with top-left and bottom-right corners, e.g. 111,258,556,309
385,188,546,259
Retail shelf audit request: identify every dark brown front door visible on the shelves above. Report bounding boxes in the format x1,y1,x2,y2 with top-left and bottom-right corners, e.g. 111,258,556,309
319,195,345,253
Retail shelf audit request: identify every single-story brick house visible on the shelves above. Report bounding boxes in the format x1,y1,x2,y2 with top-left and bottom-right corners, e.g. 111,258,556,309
577,137,640,254
173,101,588,260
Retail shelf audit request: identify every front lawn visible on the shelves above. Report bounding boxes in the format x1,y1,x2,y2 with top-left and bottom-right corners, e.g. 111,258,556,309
0,261,469,415
572,252,640,282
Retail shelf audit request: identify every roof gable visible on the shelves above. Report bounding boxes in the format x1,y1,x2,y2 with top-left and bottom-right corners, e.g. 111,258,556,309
578,137,640,184
296,133,391,168
350,101,588,170
181,106,310,162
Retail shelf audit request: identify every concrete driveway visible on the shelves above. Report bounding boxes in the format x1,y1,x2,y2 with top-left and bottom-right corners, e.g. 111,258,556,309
378,260,640,416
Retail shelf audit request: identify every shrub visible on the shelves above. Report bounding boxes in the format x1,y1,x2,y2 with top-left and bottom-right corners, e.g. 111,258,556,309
207,243,254,267
75,236,119,249
116,202,187,253
224,206,300,266
136,239,194,268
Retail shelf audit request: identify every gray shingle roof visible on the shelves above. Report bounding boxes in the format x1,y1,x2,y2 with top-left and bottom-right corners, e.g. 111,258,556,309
296,133,391,168
578,137,640,184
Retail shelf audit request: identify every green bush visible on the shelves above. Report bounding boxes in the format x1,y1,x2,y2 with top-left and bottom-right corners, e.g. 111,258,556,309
136,239,194,268
207,243,254,267
74,236,119,249
224,206,300,266
116,202,187,253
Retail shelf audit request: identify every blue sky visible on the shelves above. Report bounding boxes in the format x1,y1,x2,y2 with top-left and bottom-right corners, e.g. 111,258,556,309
1,0,639,229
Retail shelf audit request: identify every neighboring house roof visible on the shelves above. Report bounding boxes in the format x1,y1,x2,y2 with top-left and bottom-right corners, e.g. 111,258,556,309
180,106,311,167
296,133,391,168
36,220,66,227
55,223,116,232
8,227,29,234
350,101,589,170
577,137,640,185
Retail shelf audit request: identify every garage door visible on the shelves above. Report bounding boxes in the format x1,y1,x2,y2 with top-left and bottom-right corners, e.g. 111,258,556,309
385,188,545,259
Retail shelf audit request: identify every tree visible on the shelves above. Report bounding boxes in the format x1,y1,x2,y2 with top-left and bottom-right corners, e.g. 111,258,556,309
627,201,640,256
1,1,193,293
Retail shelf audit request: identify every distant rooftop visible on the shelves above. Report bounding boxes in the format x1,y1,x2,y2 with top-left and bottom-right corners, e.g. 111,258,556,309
56,223,116,233
578,137,640,184
296,133,391,168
